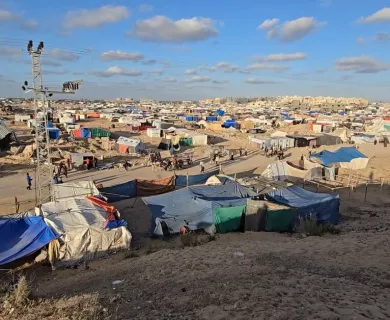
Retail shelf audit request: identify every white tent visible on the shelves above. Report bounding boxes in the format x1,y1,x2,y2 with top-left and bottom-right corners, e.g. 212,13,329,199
51,181,100,201
117,136,146,153
260,161,323,181
40,198,132,267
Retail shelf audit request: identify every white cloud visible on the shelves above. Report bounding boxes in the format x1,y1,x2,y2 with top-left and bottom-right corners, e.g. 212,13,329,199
0,48,22,57
0,9,39,31
254,52,308,62
151,69,164,75
199,62,239,73
185,76,211,83
41,60,63,67
223,66,239,73
212,79,229,84
334,56,390,73
142,59,157,65
100,50,144,61
356,36,365,45
19,19,38,31
128,16,219,43
47,49,80,61
163,77,177,83
91,66,142,77
373,32,390,42
0,9,18,22
139,4,154,13
43,68,68,75
260,17,326,42
215,61,230,68
245,77,279,84
63,5,130,29
185,69,197,75
245,63,289,71
358,8,390,24
258,18,279,30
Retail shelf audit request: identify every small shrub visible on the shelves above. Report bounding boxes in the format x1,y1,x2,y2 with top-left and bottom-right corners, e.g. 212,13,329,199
298,213,325,237
6,275,31,308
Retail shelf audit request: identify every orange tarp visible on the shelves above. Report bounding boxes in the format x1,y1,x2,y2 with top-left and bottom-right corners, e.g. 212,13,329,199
136,175,175,197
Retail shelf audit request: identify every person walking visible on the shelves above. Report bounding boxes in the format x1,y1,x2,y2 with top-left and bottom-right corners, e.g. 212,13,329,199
26,173,32,190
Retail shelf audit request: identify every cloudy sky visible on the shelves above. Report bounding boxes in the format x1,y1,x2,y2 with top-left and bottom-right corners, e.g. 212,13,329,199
0,0,389,101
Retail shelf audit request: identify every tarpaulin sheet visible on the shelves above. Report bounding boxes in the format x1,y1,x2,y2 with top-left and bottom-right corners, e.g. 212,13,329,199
213,205,245,233
100,180,137,202
52,181,100,201
89,128,111,138
81,128,91,138
143,183,256,236
41,198,131,266
267,185,340,224
48,128,60,139
310,147,367,166
136,176,175,197
265,205,298,232
176,169,220,186
0,217,58,265
71,129,82,138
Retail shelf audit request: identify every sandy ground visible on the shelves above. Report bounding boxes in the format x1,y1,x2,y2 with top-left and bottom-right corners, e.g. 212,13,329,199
2,184,390,319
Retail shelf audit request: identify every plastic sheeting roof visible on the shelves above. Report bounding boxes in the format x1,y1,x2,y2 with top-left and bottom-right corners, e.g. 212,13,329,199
267,185,340,224
0,217,58,265
0,120,12,140
310,147,367,166
51,181,100,201
143,183,256,236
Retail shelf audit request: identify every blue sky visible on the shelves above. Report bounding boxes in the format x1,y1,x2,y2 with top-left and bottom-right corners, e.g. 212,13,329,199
0,0,389,101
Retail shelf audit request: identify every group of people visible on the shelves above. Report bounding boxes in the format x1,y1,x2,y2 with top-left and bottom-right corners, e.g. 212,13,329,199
265,146,285,160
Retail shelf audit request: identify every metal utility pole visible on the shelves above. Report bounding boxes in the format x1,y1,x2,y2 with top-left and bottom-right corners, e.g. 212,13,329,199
24,40,82,206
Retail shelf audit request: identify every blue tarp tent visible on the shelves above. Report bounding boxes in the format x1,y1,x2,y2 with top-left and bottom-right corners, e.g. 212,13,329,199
216,109,225,116
143,183,256,236
0,217,58,265
206,116,218,122
99,180,137,202
310,147,367,166
176,169,220,187
48,128,60,140
81,128,92,138
267,185,340,224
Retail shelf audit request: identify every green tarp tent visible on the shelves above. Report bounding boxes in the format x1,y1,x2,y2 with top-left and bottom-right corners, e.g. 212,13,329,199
180,138,193,146
264,202,298,232
214,205,246,233
89,128,111,138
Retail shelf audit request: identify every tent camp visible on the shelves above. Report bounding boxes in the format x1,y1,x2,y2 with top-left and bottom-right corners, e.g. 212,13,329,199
267,185,340,224
116,136,145,154
40,198,132,266
0,216,58,266
51,181,100,201
143,183,257,236
309,147,369,170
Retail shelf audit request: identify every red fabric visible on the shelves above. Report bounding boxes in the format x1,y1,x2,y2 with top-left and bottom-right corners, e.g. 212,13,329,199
72,129,82,138
139,125,154,131
118,144,129,154
383,117,390,121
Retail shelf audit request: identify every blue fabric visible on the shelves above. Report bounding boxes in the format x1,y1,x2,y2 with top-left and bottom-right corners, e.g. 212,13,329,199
104,219,128,229
206,116,217,122
310,147,367,166
143,183,256,236
267,185,340,224
48,128,60,139
216,109,225,116
0,217,58,265
100,180,137,202
176,169,220,186
81,128,92,138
